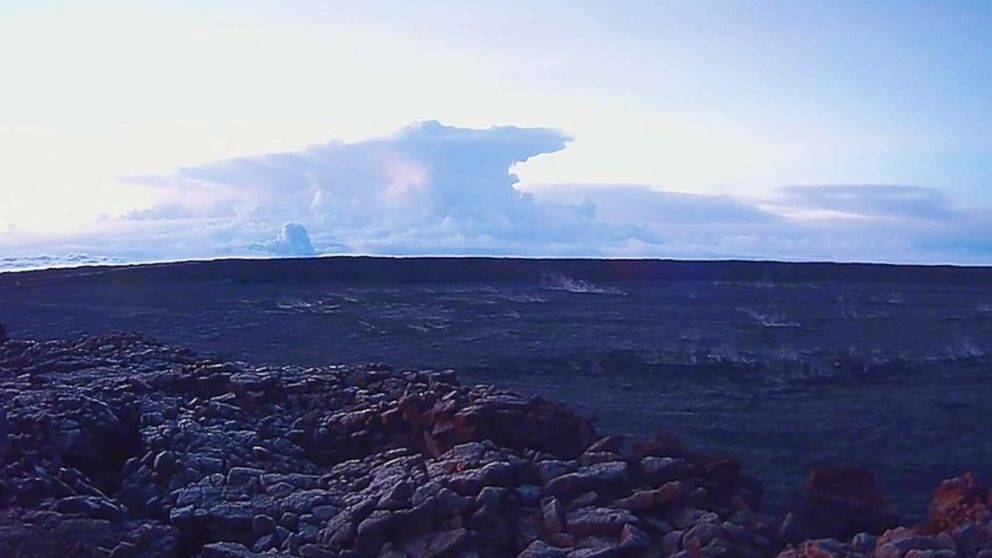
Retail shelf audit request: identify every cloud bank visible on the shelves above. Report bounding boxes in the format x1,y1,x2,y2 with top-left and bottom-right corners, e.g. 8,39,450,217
1,121,990,270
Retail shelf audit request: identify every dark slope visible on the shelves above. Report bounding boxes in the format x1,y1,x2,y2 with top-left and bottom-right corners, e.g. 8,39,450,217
3,256,992,289
2,257,992,520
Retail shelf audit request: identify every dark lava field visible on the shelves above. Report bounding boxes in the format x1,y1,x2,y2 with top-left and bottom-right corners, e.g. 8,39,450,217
2,257,991,520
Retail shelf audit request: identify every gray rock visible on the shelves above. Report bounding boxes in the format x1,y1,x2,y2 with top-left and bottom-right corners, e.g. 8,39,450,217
55,496,124,522
565,507,638,537
519,540,569,558
543,497,567,534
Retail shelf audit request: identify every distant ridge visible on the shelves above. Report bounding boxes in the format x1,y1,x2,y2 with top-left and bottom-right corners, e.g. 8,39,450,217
3,256,992,289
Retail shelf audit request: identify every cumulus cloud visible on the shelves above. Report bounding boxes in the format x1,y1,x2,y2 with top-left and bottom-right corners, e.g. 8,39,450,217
132,120,568,228
116,120,598,256
269,223,316,257
1,120,990,269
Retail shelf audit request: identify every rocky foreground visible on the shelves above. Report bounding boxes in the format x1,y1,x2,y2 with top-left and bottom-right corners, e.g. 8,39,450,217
0,330,990,558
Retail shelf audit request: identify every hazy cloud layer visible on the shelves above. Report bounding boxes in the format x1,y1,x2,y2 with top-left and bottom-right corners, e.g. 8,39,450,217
775,185,957,220
1,121,989,270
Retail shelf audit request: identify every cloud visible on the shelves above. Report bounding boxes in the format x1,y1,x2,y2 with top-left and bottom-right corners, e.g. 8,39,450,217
528,184,775,224
269,223,316,257
115,120,597,256
774,185,957,220
1,121,990,269
132,120,568,228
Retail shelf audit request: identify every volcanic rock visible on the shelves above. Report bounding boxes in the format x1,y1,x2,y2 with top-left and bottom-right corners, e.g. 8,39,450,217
2,332,992,558
921,473,991,533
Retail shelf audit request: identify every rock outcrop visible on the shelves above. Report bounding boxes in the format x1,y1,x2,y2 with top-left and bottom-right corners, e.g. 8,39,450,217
1,332,990,558
777,474,992,558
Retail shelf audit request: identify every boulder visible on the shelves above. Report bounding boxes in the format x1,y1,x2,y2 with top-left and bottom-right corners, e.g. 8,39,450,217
545,462,630,498
543,497,567,534
785,467,899,542
565,507,638,537
920,473,990,533
428,397,596,459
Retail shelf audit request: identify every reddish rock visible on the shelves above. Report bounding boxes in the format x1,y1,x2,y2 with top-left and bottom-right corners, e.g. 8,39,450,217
426,397,596,459
919,473,990,533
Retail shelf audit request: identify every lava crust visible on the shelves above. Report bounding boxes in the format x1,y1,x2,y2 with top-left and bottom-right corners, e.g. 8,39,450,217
1,332,990,558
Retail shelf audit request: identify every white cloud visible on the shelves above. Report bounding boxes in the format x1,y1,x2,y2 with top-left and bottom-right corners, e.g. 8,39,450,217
1,121,990,270
269,223,316,257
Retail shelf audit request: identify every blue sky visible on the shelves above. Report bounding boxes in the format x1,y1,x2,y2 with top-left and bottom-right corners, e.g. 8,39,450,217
1,1,991,267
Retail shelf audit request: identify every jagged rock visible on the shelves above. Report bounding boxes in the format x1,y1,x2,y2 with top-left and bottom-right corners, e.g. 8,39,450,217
425,396,596,459
619,523,651,550
544,496,567,534
565,507,638,536
545,462,630,498
920,473,990,533
5,332,992,558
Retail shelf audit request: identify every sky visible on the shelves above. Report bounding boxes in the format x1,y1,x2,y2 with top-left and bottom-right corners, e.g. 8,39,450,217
1,0,991,268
